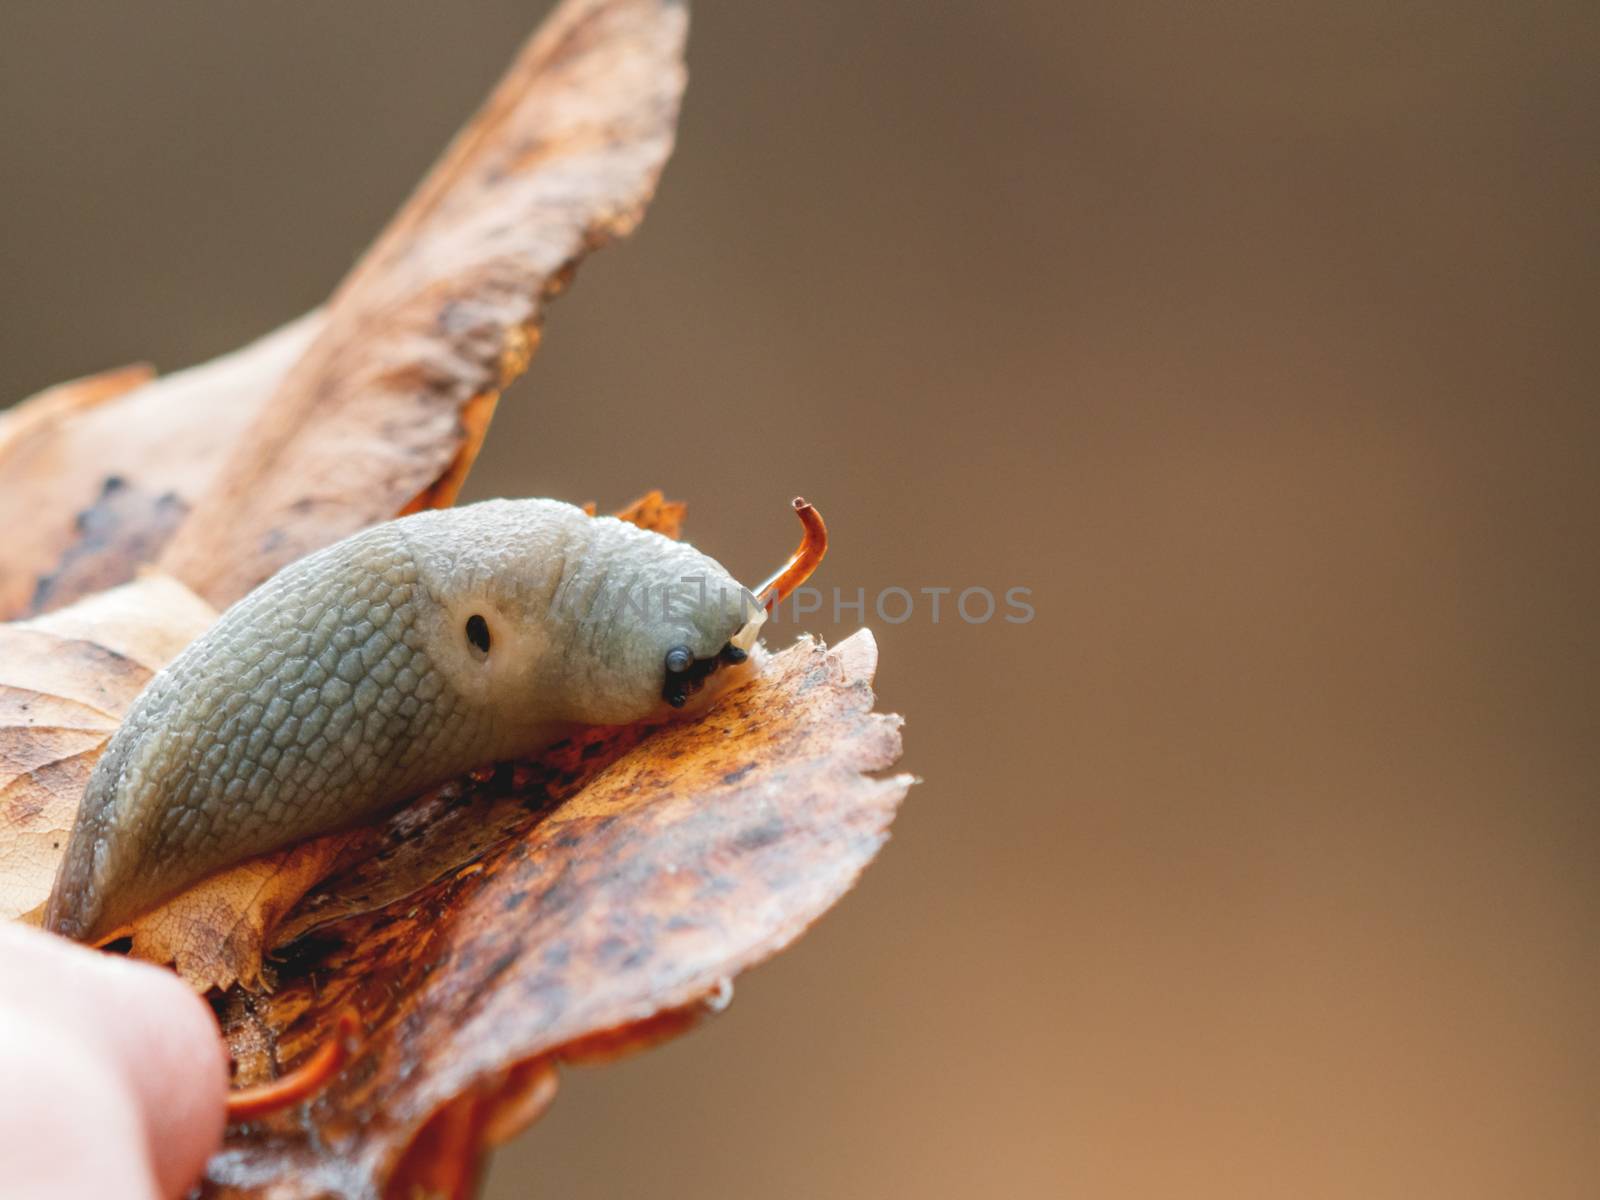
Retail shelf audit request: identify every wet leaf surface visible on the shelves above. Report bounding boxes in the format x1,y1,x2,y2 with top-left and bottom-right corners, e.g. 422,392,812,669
205,631,908,1199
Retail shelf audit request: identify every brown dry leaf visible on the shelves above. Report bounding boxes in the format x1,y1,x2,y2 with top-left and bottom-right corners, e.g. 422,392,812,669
158,0,690,609
127,833,364,995
0,316,321,621
0,363,155,454
204,630,908,1199
609,488,688,539
1,0,689,981
0,5,911,1196
0,574,216,922
2,0,690,975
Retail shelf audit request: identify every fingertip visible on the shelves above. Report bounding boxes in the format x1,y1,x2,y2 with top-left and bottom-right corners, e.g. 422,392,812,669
0,924,228,1197
91,954,229,1197
0,1005,162,1200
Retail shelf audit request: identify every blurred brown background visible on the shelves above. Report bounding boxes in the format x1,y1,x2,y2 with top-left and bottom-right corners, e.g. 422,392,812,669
3,3,1597,1197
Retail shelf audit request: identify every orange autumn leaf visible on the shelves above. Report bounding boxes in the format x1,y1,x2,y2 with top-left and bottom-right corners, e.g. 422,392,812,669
0,575,217,923
609,488,688,540
0,363,154,454
0,317,320,621
3,0,694,988
157,0,689,609
0,2,912,1196
1,0,687,621
126,832,365,995
205,631,907,1200
2,0,692,993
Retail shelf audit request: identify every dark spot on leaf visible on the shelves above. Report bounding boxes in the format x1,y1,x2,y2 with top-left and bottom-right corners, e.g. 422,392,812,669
29,479,188,616
735,819,786,854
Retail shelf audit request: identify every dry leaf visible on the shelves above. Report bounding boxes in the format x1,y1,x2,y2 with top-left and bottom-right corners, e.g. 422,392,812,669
204,631,908,1199
2,0,692,969
2,0,690,964
0,317,320,621
127,833,364,995
0,574,216,922
0,4,912,1196
158,0,690,608
609,488,688,540
2,0,686,620
0,363,154,455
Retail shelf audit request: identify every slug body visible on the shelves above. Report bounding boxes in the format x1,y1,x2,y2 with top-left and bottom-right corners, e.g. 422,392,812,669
45,498,766,943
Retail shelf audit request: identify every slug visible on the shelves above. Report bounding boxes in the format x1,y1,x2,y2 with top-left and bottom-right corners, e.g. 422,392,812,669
44,496,826,945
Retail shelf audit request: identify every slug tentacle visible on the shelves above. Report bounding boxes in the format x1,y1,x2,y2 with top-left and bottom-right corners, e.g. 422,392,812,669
754,498,828,612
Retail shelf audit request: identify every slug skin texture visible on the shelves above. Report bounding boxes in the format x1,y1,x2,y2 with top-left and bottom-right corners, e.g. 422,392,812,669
45,499,762,943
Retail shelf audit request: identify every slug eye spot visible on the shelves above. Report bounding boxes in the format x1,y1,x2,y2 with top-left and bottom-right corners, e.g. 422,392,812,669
465,614,491,657
661,644,720,707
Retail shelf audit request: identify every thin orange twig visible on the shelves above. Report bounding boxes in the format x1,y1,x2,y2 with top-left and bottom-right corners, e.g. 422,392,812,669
225,1008,361,1122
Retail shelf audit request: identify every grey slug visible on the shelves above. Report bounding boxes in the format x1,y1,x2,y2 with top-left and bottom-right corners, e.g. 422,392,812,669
44,496,826,944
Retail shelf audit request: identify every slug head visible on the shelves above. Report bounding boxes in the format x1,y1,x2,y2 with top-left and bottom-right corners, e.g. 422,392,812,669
407,497,827,736
654,496,827,711
553,533,765,725
599,496,828,718
409,500,762,732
